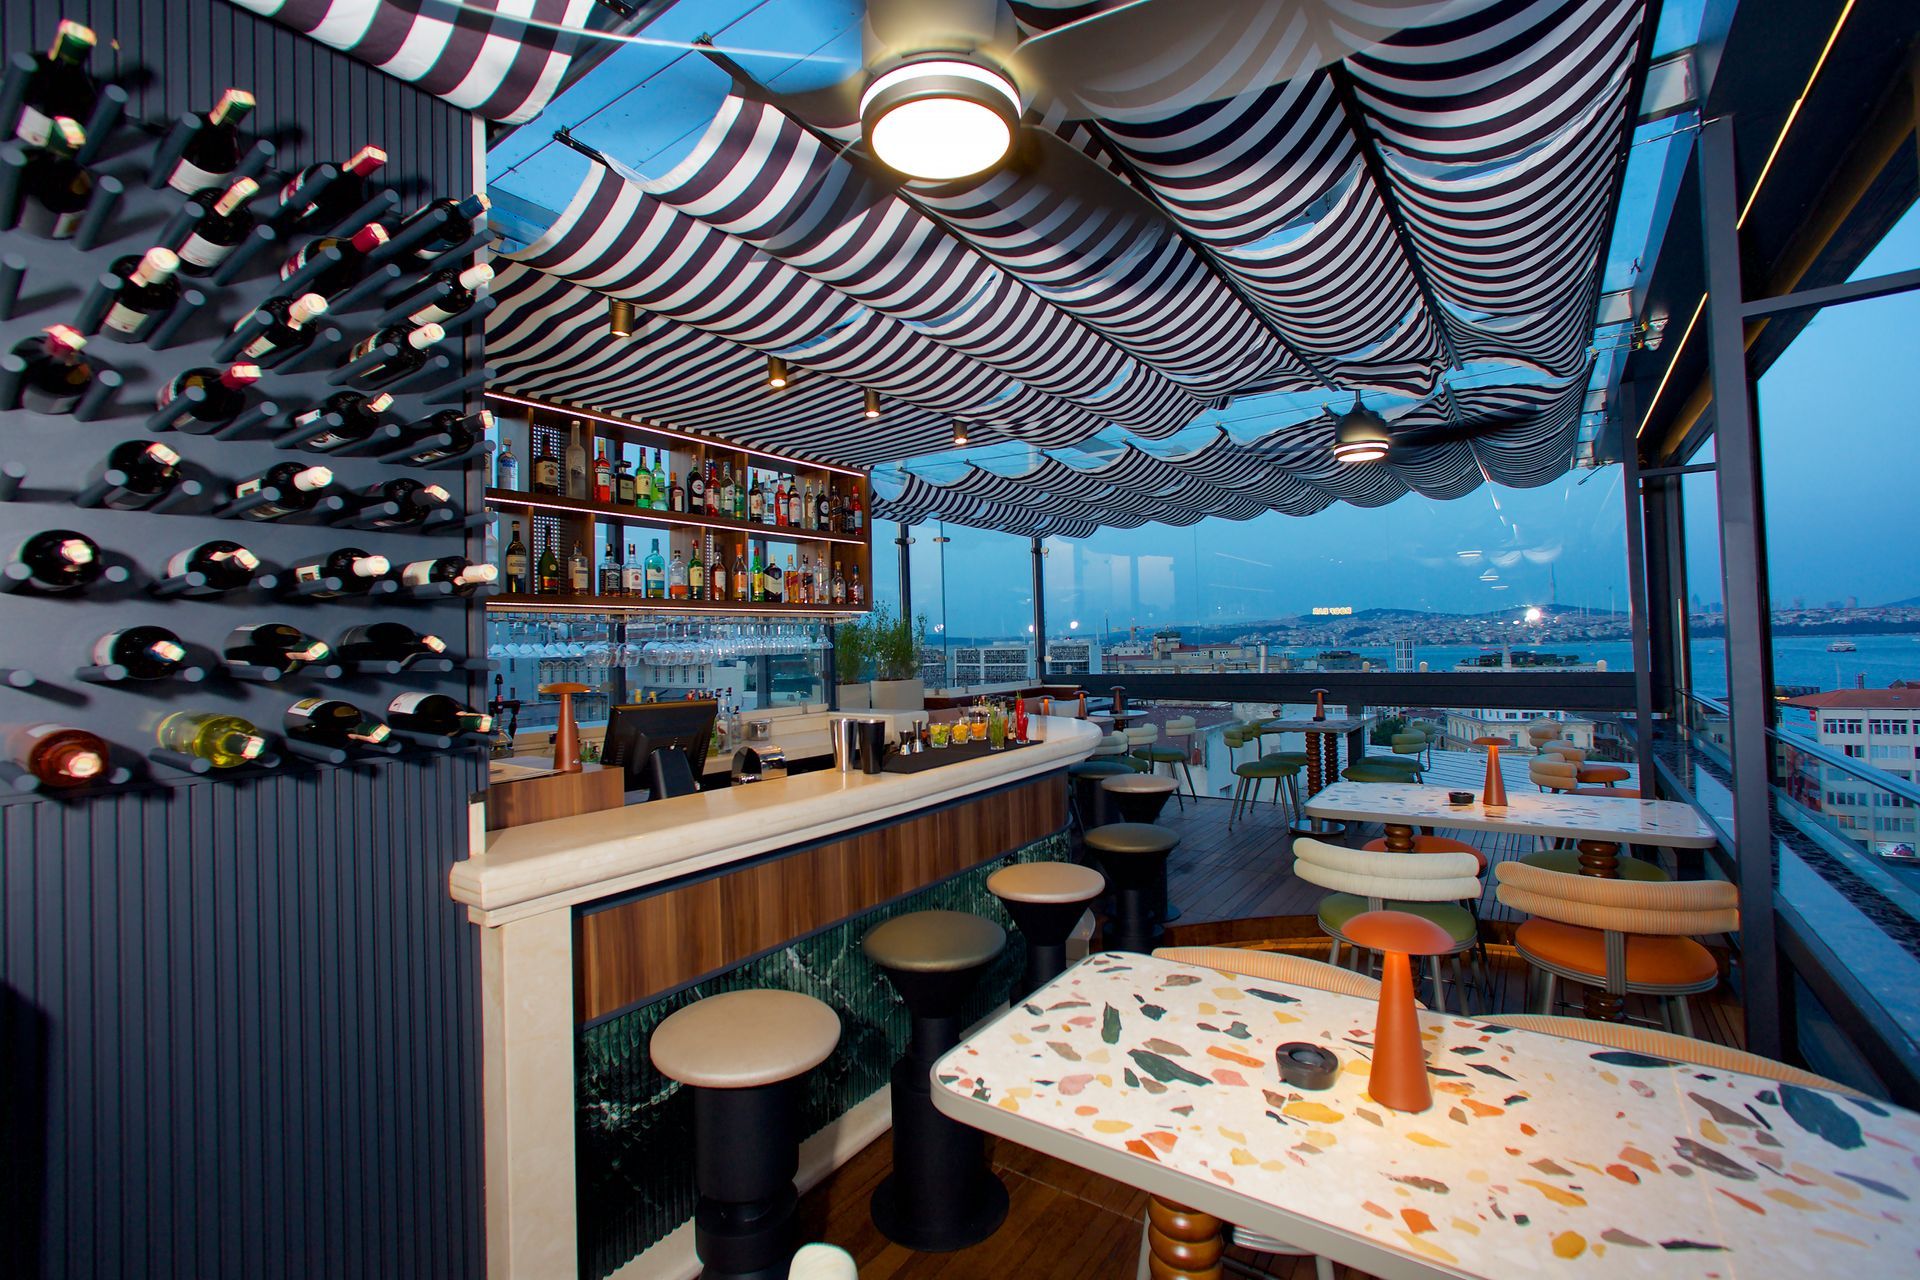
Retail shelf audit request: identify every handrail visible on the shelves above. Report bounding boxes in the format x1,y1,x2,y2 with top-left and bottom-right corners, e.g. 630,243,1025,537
1684,690,1920,809
1074,669,1638,713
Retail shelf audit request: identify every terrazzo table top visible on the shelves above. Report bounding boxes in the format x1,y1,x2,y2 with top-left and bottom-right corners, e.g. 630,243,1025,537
933,952,1919,1279
1305,781,1720,847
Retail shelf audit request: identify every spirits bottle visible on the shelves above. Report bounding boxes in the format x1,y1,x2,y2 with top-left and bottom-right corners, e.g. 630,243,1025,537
813,556,827,603
568,542,590,594
157,362,261,433
614,456,635,506
287,547,389,597
687,543,704,599
707,537,726,601
406,262,493,326
536,542,562,594
344,320,441,384
335,623,447,663
496,438,520,490
622,541,644,597
285,697,390,749
774,476,789,527
788,478,803,528
827,479,841,532
795,554,810,606
10,324,92,413
18,116,90,238
164,540,260,595
850,565,864,607
236,292,328,362
7,722,108,789
84,440,184,511
748,472,764,523
398,556,496,595
750,546,764,601
644,539,666,598
593,444,612,503
13,20,96,148
279,222,388,299
224,623,329,673
786,554,799,604
174,178,260,275
564,421,587,499
598,534,623,597
668,548,688,600
732,543,748,600
504,521,529,592
689,455,706,515
92,626,189,680
156,711,267,768
651,450,668,511
669,469,685,513
278,144,386,230
103,246,183,335
387,693,492,738
228,460,332,521
531,437,560,495
849,486,864,532
8,529,104,593
167,89,255,194
815,480,830,531
831,560,846,605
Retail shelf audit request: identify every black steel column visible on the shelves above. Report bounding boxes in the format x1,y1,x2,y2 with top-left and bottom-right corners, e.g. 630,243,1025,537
1031,536,1046,679
897,521,913,623
1619,414,1657,784
1698,114,1783,1058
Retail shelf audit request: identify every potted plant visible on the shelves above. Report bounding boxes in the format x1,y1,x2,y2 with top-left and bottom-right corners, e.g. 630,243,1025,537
835,617,872,710
868,607,927,711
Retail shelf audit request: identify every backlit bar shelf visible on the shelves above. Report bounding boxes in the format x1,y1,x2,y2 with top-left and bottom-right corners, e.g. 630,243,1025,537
485,488,868,547
484,592,865,617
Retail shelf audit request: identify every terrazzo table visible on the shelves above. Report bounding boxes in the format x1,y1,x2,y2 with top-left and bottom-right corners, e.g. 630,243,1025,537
932,952,1920,1280
1304,780,1717,879
1261,714,1375,836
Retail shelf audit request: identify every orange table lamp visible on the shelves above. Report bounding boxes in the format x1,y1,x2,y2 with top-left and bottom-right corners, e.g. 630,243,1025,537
1473,735,1508,813
1342,909,1455,1114
539,682,591,774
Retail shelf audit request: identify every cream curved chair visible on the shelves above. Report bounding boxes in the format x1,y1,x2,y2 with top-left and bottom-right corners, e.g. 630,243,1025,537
1525,719,1565,751
1476,1014,1865,1097
1092,730,1129,757
1541,742,1588,765
1494,861,1737,1034
1529,757,1580,793
790,1243,859,1279
1291,838,1483,1013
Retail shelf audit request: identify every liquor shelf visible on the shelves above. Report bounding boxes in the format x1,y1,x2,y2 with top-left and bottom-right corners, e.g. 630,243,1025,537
485,486,869,547
483,591,864,616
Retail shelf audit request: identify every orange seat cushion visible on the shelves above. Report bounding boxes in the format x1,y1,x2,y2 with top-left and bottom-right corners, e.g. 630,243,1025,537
1515,920,1718,988
1579,764,1631,784
1575,786,1642,798
1363,835,1487,874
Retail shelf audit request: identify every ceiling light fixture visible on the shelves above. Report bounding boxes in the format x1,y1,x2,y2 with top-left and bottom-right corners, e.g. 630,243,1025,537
864,388,882,419
952,421,969,447
1331,397,1391,464
766,355,789,389
860,53,1021,182
607,298,635,337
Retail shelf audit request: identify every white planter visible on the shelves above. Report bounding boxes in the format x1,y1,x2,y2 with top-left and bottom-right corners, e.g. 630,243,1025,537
869,677,925,711
836,682,872,711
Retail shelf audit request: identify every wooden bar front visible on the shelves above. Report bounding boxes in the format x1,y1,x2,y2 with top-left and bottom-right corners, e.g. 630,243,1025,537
573,773,1067,1022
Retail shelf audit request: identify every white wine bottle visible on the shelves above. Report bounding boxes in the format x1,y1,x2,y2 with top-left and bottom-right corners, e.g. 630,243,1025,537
157,711,267,768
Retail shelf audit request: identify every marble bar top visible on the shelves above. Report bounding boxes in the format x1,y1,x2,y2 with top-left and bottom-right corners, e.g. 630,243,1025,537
450,715,1099,926
1306,780,1720,846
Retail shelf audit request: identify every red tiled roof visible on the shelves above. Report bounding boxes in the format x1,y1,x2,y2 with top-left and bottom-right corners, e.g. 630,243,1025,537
1783,688,1920,710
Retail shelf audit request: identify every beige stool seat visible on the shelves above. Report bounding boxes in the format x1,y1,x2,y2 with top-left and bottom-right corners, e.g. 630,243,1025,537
1083,822,1179,856
1100,773,1176,796
987,860,1105,904
650,989,841,1089
863,910,1006,973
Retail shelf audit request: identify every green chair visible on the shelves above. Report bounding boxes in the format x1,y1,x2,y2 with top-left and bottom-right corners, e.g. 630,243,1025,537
1519,848,1670,881
1292,839,1485,1013
1390,732,1430,774
1230,756,1300,829
1136,715,1195,809
1342,761,1416,785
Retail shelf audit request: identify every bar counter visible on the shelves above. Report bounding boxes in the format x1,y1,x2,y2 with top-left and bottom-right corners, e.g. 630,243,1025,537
452,715,1098,1280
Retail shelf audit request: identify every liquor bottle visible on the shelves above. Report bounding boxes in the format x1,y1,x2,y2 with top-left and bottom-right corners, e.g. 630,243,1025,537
285,698,390,749
688,543,704,599
598,534,622,597
668,469,685,513
613,456,635,506
393,407,488,464
750,545,764,601
748,472,764,523
800,479,814,531
732,543,748,600
158,711,267,768
651,450,668,511
400,555,497,595
689,455,706,515
174,177,259,275
531,437,560,495
164,540,260,594
236,291,328,362
813,555,827,603
536,541,561,595
278,222,388,299
167,89,255,194
592,443,612,503
503,521,529,592
496,437,520,490
278,144,386,230
7,722,108,789
831,559,846,605
85,440,184,511
568,541,590,594
786,554,800,604
17,116,90,238
354,478,450,528
563,421,587,499
634,451,653,508
386,693,493,738
13,20,96,147
668,548,687,600
229,462,332,520
849,564,864,607
773,476,788,528
404,262,493,326
622,541,644,597
288,388,390,452
224,623,328,674
8,529,103,593
849,486,864,532
788,478,803,528
643,539,666,598
827,479,841,532
815,480,831,531
795,554,810,606
387,192,489,263
335,623,448,663
9,324,91,414
92,626,189,680
157,362,261,432
344,320,442,384
288,547,389,597
707,537,725,602
102,246,183,335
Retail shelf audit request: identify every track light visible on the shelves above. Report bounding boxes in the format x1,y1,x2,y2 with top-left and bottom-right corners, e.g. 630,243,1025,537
766,355,789,389
864,388,882,419
952,421,969,447
607,298,634,337
860,53,1021,181
1331,397,1391,464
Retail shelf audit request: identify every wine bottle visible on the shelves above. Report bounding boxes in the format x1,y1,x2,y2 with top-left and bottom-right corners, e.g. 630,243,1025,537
335,623,448,663
278,222,388,299
223,622,329,673
278,144,386,230
386,693,493,738
229,461,333,520
503,521,528,593
536,542,561,594
287,547,389,597
651,451,667,511
688,542,704,599
85,440,184,511
173,177,260,275
13,20,97,148
388,192,489,262
6,722,108,789
102,247,183,336
311,698,418,747
404,262,493,326
289,388,393,452
568,541,590,594
17,115,89,239
398,555,497,595
8,529,103,593
163,539,260,594
166,89,255,194
157,711,267,768
669,469,685,513
351,477,450,528
849,564,864,606
92,626,189,680
235,291,329,363
156,362,260,431
344,320,442,384
394,408,488,464
10,325,92,413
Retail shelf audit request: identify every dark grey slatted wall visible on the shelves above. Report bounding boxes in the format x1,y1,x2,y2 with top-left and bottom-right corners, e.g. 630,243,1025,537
1,5,486,1279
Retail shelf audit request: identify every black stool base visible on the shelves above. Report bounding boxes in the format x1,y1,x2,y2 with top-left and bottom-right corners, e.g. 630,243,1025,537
695,1183,798,1280
871,1167,1009,1253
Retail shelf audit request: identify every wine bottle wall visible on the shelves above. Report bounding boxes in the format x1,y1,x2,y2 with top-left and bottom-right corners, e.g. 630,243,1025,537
0,22,495,796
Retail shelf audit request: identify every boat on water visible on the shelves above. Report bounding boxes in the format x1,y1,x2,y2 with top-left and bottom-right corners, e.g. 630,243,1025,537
1829,640,1858,652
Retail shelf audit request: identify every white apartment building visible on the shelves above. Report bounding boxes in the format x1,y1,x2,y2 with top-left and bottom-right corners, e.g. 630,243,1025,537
1782,688,1920,849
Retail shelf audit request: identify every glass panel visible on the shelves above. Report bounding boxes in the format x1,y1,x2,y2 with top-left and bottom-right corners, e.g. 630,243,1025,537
1679,437,1726,701
912,521,1034,690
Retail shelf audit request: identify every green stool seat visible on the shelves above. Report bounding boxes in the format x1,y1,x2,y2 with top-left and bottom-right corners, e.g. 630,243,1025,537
1083,822,1179,856
1139,746,1185,763
1234,760,1295,780
1260,749,1310,767
1342,763,1415,784
1519,849,1670,881
1317,893,1476,947
1069,759,1136,779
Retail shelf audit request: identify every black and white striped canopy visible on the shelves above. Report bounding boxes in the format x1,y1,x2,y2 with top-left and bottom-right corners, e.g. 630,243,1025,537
487,0,1646,531
227,0,591,124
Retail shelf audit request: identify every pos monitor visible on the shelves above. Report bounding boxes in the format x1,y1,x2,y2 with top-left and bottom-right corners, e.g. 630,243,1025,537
601,699,718,797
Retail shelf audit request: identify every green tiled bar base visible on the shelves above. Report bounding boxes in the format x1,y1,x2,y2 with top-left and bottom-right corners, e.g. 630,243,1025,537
576,831,1072,1279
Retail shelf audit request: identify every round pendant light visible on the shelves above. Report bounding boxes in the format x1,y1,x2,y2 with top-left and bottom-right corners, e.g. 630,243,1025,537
860,55,1021,182
1331,398,1391,464
766,355,789,389
607,298,635,337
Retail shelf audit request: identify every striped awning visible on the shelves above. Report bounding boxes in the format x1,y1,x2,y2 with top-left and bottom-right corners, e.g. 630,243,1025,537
487,0,1647,531
226,0,593,124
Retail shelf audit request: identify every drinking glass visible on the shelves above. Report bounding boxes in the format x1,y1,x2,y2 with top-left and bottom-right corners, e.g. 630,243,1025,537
987,709,1007,751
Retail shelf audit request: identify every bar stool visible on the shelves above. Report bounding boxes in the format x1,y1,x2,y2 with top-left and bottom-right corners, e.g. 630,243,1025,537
1101,772,1182,923
863,911,1009,1251
1084,823,1180,954
650,990,843,1280
1069,758,1137,833
987,861,1106,998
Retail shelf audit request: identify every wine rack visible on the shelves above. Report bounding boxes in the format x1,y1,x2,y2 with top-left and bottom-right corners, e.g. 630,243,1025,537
0,66,492,797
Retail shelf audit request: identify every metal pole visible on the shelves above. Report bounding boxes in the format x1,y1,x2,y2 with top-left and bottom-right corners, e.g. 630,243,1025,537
1031,536,1046,682
897,520,913,624
1619,410,1657,785
1698,114,1784,1059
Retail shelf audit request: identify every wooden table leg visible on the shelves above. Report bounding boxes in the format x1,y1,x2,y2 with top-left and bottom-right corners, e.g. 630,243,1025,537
1584,986,1626,1021
1322,732,1339,787
1383,822,1415,853
1575,839,1621,878
1304,734,1324,797
1145,1197,1224,1280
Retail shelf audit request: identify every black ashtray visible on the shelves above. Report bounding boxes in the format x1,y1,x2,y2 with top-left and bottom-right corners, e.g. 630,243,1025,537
1447,790,1474,806
1275,1042,1338,1090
